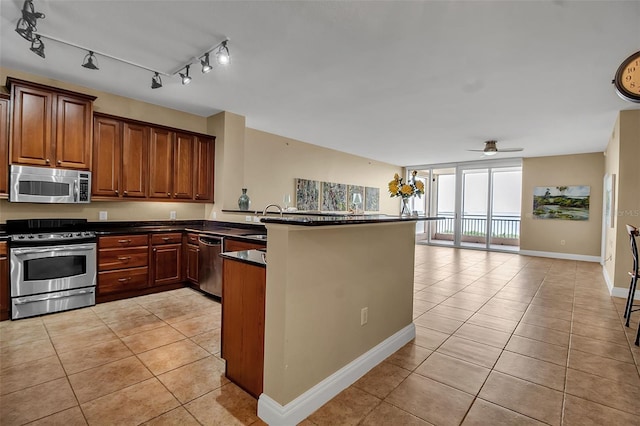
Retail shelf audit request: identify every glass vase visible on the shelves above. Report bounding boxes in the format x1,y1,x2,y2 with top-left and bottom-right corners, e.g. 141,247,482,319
401,198,410,216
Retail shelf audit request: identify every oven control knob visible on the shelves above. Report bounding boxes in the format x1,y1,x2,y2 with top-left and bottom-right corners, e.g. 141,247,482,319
28,235,34,239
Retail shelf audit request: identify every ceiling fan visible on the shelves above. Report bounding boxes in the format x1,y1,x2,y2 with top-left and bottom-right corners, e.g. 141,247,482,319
468,140,524,156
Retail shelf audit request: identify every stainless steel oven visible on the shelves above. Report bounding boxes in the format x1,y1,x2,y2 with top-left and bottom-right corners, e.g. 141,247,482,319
8,219,97,320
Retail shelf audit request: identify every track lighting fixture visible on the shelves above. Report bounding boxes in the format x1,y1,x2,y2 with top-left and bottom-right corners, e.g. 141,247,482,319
216,40,230,65
30,35,45,58
20,0,45,28
180,65,192,85
201,53,212,74
15,0,44,42
151,72,163,89
81,51,99,70
15,18,34,41
14,1,229,89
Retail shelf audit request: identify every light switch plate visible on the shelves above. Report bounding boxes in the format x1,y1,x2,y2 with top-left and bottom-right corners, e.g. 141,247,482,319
99,211,107,221
170,211,177,220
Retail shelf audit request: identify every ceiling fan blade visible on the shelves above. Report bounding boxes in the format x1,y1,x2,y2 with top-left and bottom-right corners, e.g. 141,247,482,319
497,148,524,152
467,149,486,152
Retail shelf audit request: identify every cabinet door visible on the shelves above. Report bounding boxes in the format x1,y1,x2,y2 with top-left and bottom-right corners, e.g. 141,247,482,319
0,242,8,321
122,122,148,198
174,132,195,199
186,243,199,284
92,116,121,197
0,96,9,196
11,84,54,166
152,243,182,285
149,127,174,199
55,95,93,169
194,136,214,202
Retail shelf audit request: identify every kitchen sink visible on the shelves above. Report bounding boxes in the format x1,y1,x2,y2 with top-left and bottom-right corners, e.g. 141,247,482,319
243,234,267,241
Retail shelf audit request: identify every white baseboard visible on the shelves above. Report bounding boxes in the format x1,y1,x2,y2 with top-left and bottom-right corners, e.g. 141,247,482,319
519,250,601,263
257,323,416,426
601,264,639,300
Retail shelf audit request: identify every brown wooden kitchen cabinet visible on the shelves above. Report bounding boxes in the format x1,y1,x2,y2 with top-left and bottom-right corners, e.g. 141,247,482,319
0,94,9,198
194,136,214,202
224,238,267,252
151,233,183,286
221,258,266,398
184,233,200,286
174,132,195,199
0,241,8,321
92,114,148,199
7,78,95,170
98,234,149,296
149,127,174,199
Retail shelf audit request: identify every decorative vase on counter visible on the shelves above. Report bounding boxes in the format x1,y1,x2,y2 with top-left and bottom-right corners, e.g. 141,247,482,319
401,198,411,216
238,188,250,211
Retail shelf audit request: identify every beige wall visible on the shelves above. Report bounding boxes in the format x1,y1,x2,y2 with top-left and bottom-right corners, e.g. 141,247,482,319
262,221,415,405
605,110,640,291
520,153,604,256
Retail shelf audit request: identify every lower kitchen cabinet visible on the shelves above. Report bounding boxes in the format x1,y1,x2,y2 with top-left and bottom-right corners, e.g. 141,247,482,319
98,234,149,296
221,258,266,398
151,233,183,286
224,238,266,252
185,233,199,285
0,242,8,321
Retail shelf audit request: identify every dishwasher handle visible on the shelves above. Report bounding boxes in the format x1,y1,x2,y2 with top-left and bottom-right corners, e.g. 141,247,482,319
198,236,223,247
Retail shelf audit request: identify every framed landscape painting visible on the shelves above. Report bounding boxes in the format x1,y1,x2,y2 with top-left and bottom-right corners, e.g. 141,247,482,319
532,185,590,220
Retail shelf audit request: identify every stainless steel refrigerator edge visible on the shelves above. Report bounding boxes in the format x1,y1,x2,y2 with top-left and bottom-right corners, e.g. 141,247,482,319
198,235,223,297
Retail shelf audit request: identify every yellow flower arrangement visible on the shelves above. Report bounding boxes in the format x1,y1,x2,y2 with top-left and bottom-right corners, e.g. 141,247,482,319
388,170,424,199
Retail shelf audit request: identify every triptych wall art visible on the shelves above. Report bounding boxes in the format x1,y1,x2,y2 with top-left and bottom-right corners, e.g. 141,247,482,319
295,178,380,212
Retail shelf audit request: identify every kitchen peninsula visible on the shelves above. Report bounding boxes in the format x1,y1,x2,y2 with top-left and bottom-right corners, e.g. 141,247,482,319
251,214,437,425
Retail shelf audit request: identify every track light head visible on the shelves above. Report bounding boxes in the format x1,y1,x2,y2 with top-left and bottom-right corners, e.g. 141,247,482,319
151,72,163,89
180,65,192,85
30,35,45,58
201,53,212,73
15,18,34,41
82,51,99,70
216,40,230,65
20,0,45,28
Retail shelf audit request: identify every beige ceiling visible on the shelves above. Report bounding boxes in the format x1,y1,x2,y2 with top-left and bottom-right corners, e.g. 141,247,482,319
1,0,639,166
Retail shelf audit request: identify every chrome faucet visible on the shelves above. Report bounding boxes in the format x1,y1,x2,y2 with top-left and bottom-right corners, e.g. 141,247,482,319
263,204,283,217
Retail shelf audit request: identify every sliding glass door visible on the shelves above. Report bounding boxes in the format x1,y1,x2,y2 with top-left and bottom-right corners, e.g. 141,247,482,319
414,161,521,251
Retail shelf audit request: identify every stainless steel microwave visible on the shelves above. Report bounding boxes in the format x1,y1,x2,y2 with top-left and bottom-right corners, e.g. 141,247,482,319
10,165,91,203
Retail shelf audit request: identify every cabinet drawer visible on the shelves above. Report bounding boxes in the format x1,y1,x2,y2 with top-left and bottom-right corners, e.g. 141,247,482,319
99,247,148,271
151,233,182,245
99,234,148,248
186,233,199,245
98,267,148,295
225,239,266,252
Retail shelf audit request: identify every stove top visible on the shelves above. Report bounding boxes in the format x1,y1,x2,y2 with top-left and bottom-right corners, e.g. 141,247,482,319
6,218,96,245
11,231,96,242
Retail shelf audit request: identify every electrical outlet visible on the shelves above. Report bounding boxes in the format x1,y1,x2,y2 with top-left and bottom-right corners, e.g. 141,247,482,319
212,211,217,219
99,211,107,221
245,216,252,222
361,307,368,326
170,211,177,220
560,239,566,245
253,216,261,223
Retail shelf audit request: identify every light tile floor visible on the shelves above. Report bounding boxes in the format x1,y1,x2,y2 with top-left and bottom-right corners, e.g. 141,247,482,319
1,245,639,425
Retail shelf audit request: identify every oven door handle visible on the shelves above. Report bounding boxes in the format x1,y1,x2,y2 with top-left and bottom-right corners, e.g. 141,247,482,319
11,245,96,256
13,289,93,305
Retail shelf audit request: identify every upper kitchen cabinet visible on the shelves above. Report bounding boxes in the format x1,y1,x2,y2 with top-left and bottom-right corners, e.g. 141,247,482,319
149,127,174,199
0,94,9,197
174,132,195,200
194,136,215,202
92,113,148,199
7,78,96,170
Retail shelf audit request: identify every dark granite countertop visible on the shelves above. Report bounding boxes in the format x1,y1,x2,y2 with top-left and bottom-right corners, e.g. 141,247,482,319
260,215,443,226
88,220,266,240
220,249,267,267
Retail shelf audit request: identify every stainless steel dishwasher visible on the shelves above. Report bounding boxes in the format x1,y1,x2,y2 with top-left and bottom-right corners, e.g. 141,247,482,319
198,235,224,297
